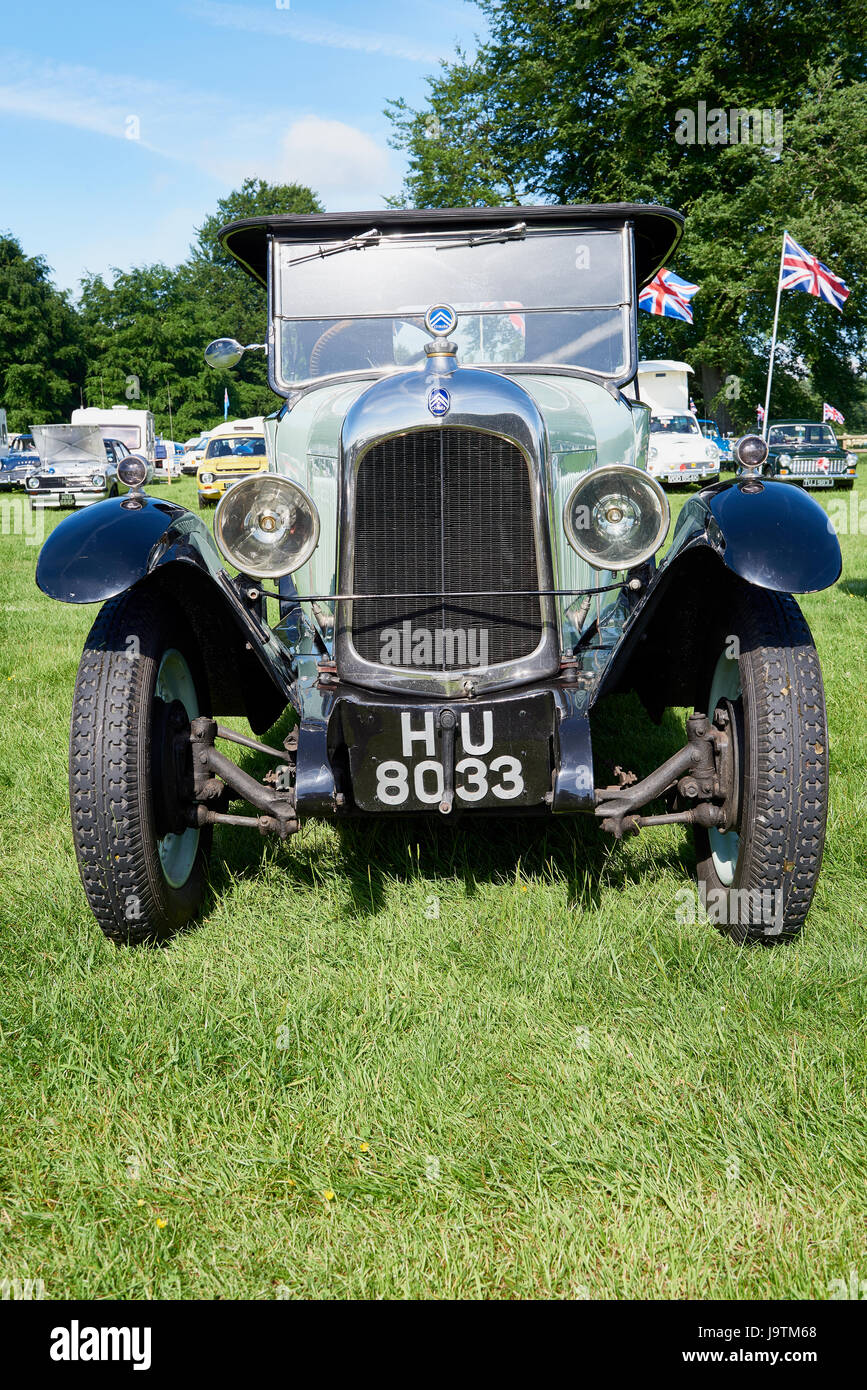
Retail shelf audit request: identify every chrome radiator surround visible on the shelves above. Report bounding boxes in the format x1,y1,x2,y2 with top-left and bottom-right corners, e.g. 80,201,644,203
335,363,560,696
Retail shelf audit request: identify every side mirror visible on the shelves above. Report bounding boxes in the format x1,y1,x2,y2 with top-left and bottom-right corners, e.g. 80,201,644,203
205,337,245,370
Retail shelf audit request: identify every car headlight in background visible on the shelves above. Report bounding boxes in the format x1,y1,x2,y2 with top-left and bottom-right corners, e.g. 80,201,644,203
214,473,320,578
117,454,149,489
91,473,106,489
777,453,792,468
734,434,769,470
564,464,670,571
25,475,40,491
649,446,658,459
199,472,215,486
846,452,858,469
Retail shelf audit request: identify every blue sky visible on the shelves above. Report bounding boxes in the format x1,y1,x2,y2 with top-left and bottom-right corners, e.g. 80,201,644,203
0,0,483,295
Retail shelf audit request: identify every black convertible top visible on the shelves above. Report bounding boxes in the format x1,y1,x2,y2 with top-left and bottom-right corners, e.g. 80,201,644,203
219,203,684,291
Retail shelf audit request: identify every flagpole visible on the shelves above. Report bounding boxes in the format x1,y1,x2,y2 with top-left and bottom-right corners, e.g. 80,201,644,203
762,231,787,441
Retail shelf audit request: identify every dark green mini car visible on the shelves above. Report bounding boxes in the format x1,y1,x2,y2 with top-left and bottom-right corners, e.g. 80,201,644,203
760,420,858,490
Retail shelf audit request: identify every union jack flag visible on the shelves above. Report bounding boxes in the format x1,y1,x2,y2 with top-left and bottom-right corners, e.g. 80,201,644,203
780,233,850,311
823,402,845,424
638,268,699,323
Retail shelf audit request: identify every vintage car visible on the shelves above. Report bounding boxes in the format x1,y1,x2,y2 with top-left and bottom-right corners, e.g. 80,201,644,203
196,417,269,506
180,431,212,475
25,426,140,508
761,420,858,489
647,411,720,485
697,418,734,468
0,432,39,490
35,204,841,949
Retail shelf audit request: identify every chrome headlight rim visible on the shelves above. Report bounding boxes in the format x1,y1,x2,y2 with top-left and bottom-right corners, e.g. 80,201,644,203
214,472,321,579
24,474,41,491
734,433,769,469
117,454,149,489
91,472,106,489
198,471,215,486
563,463,671,571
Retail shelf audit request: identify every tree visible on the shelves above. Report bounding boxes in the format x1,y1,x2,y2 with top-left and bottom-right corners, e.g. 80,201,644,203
78,179,323,439
0,235,83,431
387,0,867,429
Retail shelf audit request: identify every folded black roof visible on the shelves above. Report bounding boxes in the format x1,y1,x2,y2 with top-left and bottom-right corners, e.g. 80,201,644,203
219,203,684,291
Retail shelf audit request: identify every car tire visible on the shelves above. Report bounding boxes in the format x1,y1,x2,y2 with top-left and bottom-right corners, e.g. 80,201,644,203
69,588,212,944
692,584,828,944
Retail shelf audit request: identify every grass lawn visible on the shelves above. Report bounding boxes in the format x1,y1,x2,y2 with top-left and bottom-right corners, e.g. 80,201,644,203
1,474,865,1300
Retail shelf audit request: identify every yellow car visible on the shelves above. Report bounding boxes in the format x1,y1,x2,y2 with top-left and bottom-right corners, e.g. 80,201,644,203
197,418,269,506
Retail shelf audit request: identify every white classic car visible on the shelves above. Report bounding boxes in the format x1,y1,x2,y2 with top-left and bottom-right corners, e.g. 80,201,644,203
25,425,137,508
647,411,720,485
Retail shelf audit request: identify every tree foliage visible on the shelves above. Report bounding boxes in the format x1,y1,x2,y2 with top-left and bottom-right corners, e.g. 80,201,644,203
77,179,323,440
0,236,83,432
387,0,867,428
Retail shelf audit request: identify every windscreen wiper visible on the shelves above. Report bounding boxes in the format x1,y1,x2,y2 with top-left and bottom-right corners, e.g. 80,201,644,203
285,229,382,267
283,220,528,267
434,221,527,249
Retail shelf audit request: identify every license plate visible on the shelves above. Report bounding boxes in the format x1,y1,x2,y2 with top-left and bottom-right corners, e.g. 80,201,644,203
804,478,833,488
60,491,76,506
340,694,554,812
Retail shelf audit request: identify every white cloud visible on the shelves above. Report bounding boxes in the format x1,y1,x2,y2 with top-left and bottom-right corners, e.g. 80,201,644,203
187,0,449,63
277,115,395,207
0,49,398,206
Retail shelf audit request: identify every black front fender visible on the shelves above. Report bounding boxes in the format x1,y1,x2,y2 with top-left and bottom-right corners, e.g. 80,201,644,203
35,494,292,733
35,493,224,603
666,476,842,593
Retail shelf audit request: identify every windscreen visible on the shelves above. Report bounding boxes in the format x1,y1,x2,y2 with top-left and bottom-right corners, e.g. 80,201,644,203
205,435,266,458
273,227,631,384
768,424,838,448
650,414,699,435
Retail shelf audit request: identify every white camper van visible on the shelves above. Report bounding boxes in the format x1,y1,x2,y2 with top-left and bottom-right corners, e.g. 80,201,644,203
627,360,719,486
71,406,155,466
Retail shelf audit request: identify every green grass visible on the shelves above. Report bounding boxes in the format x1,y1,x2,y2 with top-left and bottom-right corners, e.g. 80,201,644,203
0,475,865,1299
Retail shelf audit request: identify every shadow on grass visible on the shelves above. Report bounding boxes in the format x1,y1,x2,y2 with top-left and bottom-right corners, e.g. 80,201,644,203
200,693,694,923
839,579,867,600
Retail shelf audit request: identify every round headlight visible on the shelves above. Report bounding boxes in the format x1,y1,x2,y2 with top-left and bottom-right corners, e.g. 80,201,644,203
199,472,215,485
735,434,769,469
117,454,149,488
214,473,320,578
25,474,40,491
846,452,857,467
563,464,670,571
91,473,106,489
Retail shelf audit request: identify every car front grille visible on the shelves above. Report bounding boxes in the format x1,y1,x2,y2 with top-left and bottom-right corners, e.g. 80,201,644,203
790,455,846,475
350,428,541,672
